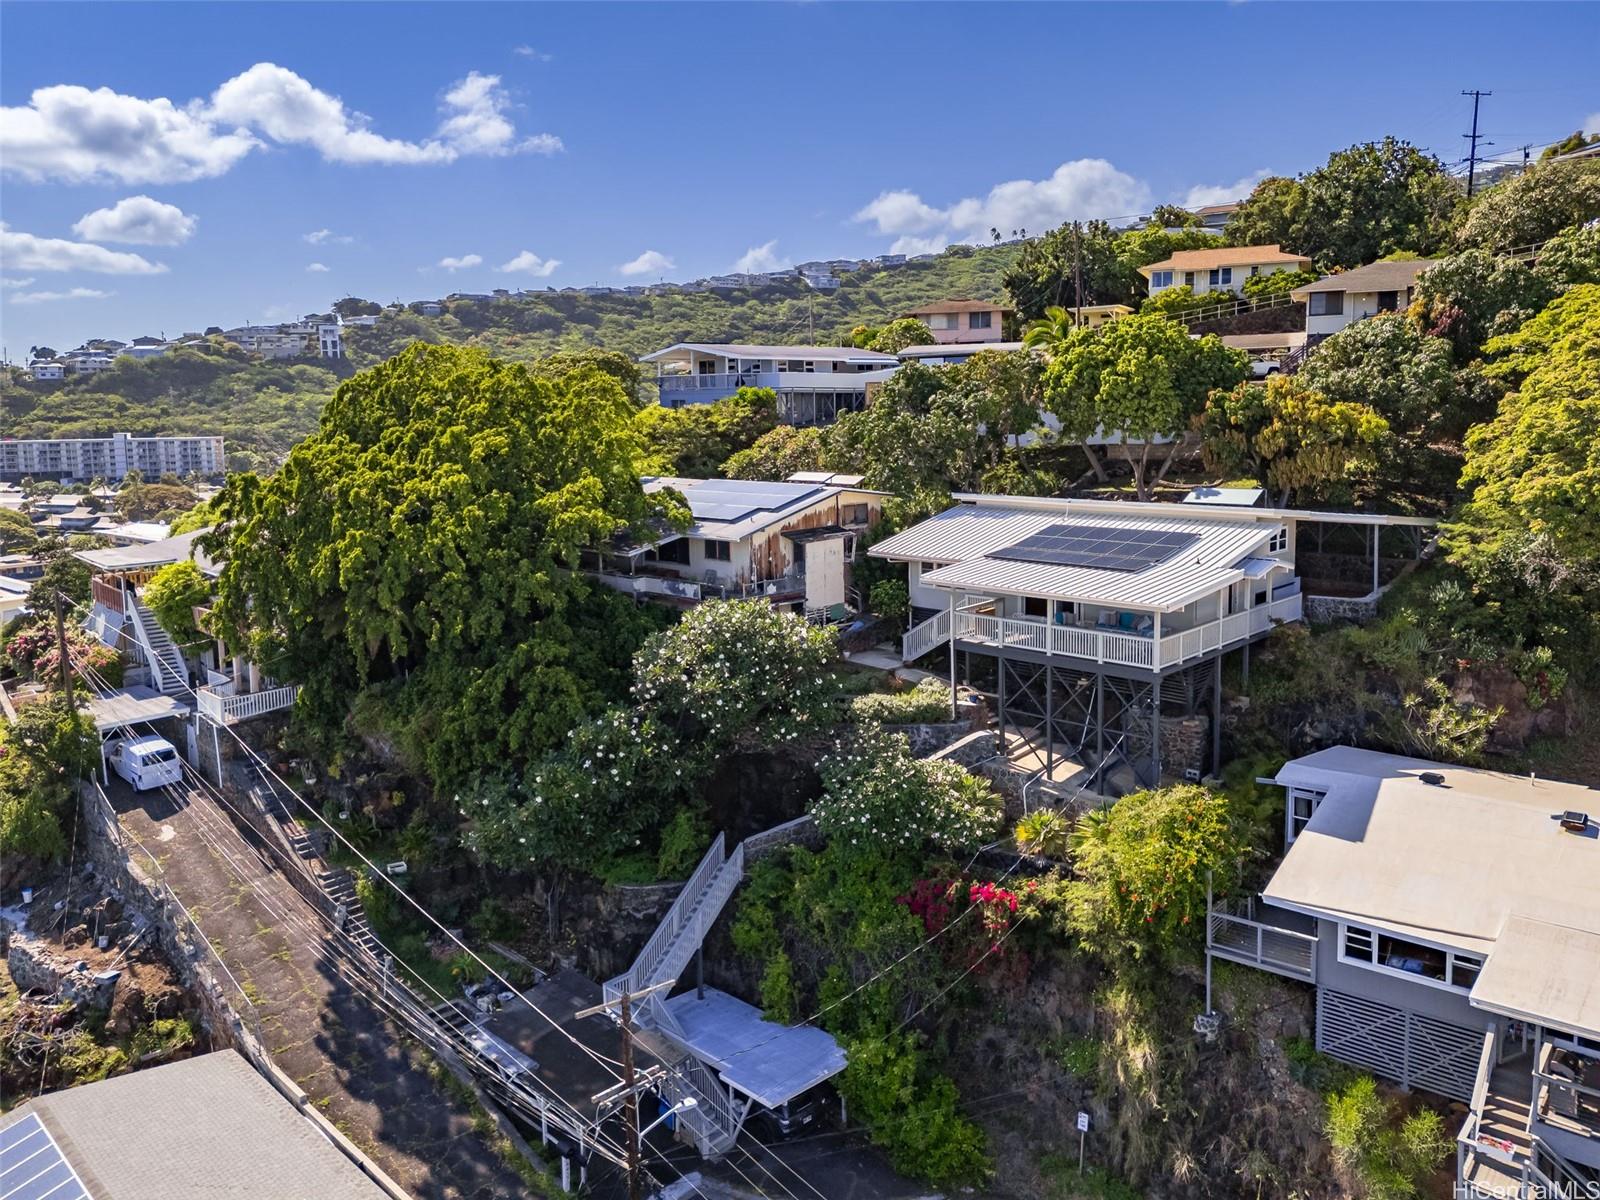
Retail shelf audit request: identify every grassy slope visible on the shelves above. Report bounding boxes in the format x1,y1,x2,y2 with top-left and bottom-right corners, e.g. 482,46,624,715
0,244,1016,468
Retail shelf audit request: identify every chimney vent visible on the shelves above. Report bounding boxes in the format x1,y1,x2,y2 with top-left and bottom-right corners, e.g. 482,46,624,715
1559,811,1591,833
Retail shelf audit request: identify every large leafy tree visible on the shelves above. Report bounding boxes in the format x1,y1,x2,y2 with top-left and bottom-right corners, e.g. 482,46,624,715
1226,140,1460,269
634,386,778,478
1457,159,1600,252
1039,314,1247,497
866,318,934,354
1197,375,1390,507
1004,220,1219,319
722,424,828,480
1448,286,1600,569
204,344,682,780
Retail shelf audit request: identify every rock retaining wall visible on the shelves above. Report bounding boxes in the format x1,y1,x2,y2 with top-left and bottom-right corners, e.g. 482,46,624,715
1304,593,1379,623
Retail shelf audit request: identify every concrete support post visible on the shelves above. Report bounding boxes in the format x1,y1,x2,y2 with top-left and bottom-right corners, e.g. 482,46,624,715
947,592,958,721
1211,660,1223,776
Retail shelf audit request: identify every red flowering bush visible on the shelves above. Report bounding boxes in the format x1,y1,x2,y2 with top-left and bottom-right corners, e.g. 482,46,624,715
4,623,122,689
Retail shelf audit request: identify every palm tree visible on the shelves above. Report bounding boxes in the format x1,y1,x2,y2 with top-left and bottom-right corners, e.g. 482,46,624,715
1015,808,1071,858
1021,305,1078,355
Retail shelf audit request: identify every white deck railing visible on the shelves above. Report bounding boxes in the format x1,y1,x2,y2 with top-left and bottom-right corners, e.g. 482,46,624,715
946,592,1303,670
1206,901,1318,982
196,683,299,724
901,608,950,662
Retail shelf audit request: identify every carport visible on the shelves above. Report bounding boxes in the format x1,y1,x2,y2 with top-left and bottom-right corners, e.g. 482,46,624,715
84,685,191,783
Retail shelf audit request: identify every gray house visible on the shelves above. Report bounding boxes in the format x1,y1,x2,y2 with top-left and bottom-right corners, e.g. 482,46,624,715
1207,747,1600,1196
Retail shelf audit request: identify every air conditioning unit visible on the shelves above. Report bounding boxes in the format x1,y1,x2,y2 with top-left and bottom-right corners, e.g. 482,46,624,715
1184,768,1202,783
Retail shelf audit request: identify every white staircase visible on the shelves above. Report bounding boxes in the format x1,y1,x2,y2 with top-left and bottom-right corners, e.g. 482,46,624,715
604,834,747,1157
128,596,189,697
901,607,951,663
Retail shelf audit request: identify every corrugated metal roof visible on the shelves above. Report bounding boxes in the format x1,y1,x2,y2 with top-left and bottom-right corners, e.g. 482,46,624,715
873,502,1274,611
639,342,897,364
1290,259,1435,297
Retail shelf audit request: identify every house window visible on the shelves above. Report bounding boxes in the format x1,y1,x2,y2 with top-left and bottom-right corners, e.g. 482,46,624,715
1250,265,1261,277
1340,923,1485,990
702,539,731,561
929,313,961,330
919,562,938,575
650,538,691,565
1309,292,1344,317
841,503,869,525
1150,270,1174,288
1209,267,1233,287
1184,271,1197,287
1288,787,1324,840
968,310,993,330
1022,596,1048,619
1268,527,1288,553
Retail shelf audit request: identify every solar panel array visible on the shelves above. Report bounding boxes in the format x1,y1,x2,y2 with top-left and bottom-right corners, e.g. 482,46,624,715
1,1113,92,1200
680,479,824,523
990,522,1200,572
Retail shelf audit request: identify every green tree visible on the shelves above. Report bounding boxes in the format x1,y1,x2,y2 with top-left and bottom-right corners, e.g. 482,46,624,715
1039,314,1248,496
1292,138,1460,268
867,317,934,354
204,344,682,782
0,509,38,551
1198,375,1391,506
722,425,829,481
1457,158,1600,251
635,386,778,478
1054,783,1244,963
1241,267,1319,300
1223,175,1306,250
142,560,212,655
25,546,91,615
1448,286,1600,570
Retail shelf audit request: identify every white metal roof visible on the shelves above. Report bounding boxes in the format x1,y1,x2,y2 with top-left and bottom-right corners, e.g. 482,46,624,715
895,341,1026,359
871,501,1274,611
945,492,1437,528
1264,747,1600,958
1184,486,1265,507
86,685,191,733
663,988,846,1109
639,342,897,365
73,529,217,576
1470,916,1600,1040
643,477,880,541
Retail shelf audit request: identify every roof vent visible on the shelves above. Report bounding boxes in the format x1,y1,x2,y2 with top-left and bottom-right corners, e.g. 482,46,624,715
1419,771,1446,786
1559,811,1591,833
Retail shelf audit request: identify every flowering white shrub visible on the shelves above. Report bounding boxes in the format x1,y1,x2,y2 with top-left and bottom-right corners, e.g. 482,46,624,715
634,600,839,747
812,724,1002,858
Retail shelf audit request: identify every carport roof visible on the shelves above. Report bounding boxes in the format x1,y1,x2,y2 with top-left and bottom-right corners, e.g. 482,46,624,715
663,988,845,1109
85,685,190,733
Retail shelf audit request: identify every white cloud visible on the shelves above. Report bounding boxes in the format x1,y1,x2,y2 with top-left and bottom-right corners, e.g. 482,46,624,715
498,250,560,276
1,63,563,184
0,225,166,274
304,228,353,245
619,249,674,277
9,287,114,305
1181,169,1271,210
436,70,561,157
1583,112,1600,136
513,45,553,62
71,195,197,245
1,277,36,289
734,240,788,273
438,254,483,271
854,190,947,236
853,159,1152,247
890,234,948,256
306,262,330,273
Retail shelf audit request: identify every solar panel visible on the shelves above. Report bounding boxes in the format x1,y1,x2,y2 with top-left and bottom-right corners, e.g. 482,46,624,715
991,523,1200,572
1,1113,92,1200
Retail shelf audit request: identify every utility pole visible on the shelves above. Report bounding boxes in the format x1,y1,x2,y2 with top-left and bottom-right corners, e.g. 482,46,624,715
1071,221,1085,327
1462,89,1492,198
575,979,675,1200
54,592,72,695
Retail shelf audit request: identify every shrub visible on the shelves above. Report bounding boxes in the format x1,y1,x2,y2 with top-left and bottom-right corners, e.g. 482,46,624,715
1014,809,1071,858
1324,1074,1452,1199
758,951,796,1024
812,724,1002,858
848,676,951,725
869,579,909,626
142,560,212,655
655,805,710,879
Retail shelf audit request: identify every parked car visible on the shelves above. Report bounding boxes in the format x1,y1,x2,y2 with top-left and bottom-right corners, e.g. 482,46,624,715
109,735,183,792
749,1083,838,1141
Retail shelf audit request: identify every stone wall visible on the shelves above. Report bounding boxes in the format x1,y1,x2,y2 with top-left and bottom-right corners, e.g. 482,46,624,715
1160,715,1209,778
1304,593,1379,624
889,719,976,757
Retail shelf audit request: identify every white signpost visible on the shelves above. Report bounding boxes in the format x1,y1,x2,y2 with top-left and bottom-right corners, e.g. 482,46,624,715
1076,1110,1091,1173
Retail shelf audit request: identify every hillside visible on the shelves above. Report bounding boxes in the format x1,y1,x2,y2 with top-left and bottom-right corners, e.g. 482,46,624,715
345,243,1020,365
1,244,1018,469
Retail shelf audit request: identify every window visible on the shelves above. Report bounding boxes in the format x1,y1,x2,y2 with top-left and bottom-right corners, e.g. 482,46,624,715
1268,527,1288,553
702,539,731,561
1309,292,1344,317
919,562,938,575
1022,596,1048,618
650,538,690,565
1184,271,1197,287
1288,787,1324,840
968,310,993,330
1150,270,1174,288
1250,265,1261,277
1340,923,1484,990
841,503,869,525
1209,267,1233,287
930,313,961,330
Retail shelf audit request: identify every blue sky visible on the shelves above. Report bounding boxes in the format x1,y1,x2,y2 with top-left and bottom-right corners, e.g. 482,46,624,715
2,1,1597,355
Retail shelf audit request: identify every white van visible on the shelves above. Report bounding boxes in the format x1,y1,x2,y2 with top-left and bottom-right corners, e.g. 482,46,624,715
109,735,183,792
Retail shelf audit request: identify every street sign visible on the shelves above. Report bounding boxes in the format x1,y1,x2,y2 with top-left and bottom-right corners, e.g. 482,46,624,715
1076,1111,1091,1133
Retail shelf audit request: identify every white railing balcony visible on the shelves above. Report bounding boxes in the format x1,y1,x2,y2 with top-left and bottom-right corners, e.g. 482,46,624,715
196,683,299,724
950,591,1303,671
901,608,951,662
655,371,781,403
587,568,806,604
1207,903,1318,982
